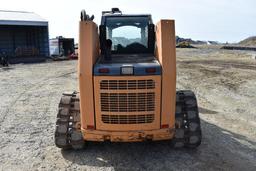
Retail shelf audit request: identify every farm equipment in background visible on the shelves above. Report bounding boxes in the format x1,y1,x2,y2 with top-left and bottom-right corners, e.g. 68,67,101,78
176,41,196,48
69,44,78,59
50,36,76,60
0,52,9,67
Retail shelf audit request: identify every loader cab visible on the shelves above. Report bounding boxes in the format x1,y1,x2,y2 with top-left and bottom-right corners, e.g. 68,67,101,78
95,8,160,76
99,11,155,55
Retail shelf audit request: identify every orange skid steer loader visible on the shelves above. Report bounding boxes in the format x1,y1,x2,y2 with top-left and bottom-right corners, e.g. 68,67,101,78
54,8,202,149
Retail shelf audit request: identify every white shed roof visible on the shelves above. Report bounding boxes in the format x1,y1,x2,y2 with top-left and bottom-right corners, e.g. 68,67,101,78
0,10,48,26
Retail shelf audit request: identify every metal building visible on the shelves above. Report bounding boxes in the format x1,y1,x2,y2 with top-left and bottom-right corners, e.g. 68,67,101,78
0,10,49,62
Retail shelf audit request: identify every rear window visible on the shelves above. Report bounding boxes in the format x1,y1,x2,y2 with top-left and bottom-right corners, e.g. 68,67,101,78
105,16,150,54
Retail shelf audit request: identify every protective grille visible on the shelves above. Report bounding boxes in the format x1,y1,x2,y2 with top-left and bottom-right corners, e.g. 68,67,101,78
100,92,155,112
100,79,155,90
102,114,154,124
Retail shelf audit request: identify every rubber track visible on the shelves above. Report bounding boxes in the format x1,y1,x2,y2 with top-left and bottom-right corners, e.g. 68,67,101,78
174,90,202,148
54,92,85,149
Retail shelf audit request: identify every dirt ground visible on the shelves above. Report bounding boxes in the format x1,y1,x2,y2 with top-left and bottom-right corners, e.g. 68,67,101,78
0,47,256,171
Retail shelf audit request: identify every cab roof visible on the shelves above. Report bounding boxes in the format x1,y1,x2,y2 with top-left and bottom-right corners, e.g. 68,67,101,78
100,14,153,25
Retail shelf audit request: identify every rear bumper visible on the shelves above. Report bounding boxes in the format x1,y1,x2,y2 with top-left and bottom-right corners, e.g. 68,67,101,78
81,128,175,142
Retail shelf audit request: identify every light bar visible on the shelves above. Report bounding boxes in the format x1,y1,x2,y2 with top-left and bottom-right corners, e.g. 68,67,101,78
121,66,134,75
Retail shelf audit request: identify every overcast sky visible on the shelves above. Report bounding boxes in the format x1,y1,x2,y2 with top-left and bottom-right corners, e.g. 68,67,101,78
1,0,255,43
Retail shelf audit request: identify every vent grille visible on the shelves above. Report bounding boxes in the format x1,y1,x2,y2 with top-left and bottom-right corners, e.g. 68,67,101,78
100,79,155,90
102,114,154,124
101,92,155,112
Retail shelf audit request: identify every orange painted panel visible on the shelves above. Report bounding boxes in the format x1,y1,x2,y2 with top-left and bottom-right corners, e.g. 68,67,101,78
94,75,161,131
78,21,99,129
155,20,176,129
81,128,174,142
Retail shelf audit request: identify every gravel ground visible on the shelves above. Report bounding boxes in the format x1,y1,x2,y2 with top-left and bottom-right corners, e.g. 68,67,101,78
0,47,256,170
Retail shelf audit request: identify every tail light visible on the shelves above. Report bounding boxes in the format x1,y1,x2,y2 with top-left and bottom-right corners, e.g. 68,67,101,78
99,68,110,73
87,125,95,130
146,67,156,73
161,124,169,129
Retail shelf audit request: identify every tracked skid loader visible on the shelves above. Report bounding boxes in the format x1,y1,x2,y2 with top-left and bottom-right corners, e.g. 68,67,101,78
54,8,202,149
